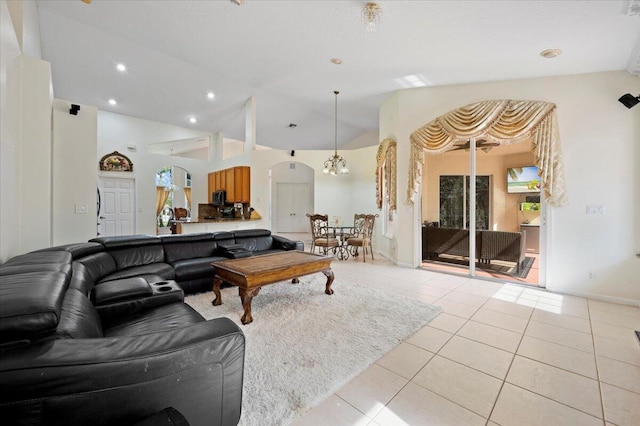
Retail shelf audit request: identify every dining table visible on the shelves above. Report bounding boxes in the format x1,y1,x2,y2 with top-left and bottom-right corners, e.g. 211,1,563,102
328,225,355,260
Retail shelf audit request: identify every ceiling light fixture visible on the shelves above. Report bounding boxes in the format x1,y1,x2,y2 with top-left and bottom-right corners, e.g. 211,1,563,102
330,58,343,65
540,49,562,59
323,91,348,176
207,92,215,99
618,93,640,109
116,63,126,72
231,0,243,5
108,99,117,105
362,2,383,32
189,117,197,124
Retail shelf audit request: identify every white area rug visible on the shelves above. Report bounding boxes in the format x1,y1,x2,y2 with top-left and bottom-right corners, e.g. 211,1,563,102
186,273,442,426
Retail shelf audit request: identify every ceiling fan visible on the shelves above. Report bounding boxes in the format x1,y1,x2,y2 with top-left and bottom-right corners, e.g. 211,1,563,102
449,139,500,153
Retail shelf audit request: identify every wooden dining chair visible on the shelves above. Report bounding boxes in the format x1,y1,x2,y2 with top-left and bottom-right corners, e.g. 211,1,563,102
346,214,378,262
307,213,339,255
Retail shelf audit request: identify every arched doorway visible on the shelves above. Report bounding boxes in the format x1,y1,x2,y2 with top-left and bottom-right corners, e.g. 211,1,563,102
155,166,192,234
409,100,568,287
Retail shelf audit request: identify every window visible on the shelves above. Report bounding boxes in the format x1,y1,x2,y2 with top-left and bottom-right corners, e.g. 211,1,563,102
439,175,491,229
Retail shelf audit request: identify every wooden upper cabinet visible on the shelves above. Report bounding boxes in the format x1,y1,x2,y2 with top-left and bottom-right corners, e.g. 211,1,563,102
207,166,250,204
236,166,250,203
225,168,236,202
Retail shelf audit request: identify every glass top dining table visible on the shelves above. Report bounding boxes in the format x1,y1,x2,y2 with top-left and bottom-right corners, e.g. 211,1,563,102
328,226,355,260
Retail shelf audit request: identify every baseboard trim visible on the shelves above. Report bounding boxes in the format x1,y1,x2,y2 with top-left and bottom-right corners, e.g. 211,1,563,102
546,287,640,307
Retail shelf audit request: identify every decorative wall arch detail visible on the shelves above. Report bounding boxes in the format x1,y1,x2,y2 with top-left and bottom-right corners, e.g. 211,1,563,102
99,151,133,172
408,99,568,207
376,138,397,211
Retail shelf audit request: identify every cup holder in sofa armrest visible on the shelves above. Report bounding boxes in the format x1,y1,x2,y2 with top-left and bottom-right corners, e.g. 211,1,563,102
150,280,182,295
94,279,185,319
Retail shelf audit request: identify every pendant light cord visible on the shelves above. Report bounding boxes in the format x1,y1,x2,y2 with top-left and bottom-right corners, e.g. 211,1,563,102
334,90,339,156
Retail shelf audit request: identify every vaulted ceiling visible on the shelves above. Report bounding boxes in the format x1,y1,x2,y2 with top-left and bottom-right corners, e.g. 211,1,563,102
37,0,640,151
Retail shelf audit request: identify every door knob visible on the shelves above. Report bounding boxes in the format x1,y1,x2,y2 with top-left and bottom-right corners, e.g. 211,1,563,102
99,216,106,219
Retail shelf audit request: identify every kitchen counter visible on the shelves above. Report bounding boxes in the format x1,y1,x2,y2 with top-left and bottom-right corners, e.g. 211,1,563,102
175,217,261,234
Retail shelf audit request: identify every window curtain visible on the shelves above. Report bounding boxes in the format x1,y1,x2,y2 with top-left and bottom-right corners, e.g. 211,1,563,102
407,99,568,207
183,187,192,211
376,138,397,211
156,186,170,217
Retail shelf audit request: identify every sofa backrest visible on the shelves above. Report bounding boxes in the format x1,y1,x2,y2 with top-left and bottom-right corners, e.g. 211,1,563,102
34,242,105,260
160,233,217,263
54,288,104,339
74,252,117,285
230,229,273,252
0,271,70,344
90,235,165,270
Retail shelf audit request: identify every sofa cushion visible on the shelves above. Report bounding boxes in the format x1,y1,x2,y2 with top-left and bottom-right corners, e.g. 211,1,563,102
161,233,217,263
0,272,68,343
99,263,175,283
3,251,72,266
103,303,204,337
171,256,227,281
54,288,104,339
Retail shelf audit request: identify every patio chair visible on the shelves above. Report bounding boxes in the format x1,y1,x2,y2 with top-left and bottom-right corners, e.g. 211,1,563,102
307,213,339,255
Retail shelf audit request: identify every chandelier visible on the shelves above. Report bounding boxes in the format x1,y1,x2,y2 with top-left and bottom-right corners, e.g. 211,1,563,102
362,2,383,32
323,91,349,176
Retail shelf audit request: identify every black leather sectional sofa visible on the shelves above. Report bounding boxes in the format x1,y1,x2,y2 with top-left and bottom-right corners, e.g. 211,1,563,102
0,229,303,426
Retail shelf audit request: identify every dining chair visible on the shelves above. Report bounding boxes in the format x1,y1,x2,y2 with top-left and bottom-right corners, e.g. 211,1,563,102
346,214,378,262
307,213,340,255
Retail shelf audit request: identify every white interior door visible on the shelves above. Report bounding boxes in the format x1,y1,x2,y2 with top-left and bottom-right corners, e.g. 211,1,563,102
98,176,135,237
276,183,309,233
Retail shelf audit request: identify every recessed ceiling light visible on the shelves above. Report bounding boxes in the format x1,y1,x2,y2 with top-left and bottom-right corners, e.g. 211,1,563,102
189,117,197,124
116,63,127,72
108,99,117,105
207,92,215,100
540,49,562,59
330,58,343,65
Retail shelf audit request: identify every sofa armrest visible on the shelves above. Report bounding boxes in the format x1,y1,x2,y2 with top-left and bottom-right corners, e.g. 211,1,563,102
272,235,304,251
0,318,244,426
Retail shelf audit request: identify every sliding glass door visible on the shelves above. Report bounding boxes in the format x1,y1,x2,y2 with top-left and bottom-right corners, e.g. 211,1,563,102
421,139,541,286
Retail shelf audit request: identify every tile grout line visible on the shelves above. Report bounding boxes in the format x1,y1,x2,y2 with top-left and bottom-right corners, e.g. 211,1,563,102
587,302,607,423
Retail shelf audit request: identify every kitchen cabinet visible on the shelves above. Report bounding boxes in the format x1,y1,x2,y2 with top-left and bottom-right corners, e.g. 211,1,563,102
207,166,250,204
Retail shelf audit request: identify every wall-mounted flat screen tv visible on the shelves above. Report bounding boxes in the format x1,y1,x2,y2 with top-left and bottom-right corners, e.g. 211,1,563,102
507,166,540,193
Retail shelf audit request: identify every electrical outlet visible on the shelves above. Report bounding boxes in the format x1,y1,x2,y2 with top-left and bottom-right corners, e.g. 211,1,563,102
75,204,87,214
587,272,596,281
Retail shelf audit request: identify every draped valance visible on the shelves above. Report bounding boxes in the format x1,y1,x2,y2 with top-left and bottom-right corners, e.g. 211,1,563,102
376,138,397,211
408,99,568,207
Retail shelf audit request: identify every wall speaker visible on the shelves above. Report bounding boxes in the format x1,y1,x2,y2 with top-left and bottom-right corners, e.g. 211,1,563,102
290,150,295,157
618,93,640,109
69,104,81,115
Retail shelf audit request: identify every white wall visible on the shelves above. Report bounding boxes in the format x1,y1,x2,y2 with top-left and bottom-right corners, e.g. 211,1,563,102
381,71,640,303
97,111,217,235
0,0,22,262
52,99,98,245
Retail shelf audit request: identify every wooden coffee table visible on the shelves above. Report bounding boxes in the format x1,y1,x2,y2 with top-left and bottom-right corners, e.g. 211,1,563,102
211,251,334,324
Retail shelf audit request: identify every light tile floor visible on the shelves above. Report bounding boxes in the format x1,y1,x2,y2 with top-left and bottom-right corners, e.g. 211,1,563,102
291,256,640,426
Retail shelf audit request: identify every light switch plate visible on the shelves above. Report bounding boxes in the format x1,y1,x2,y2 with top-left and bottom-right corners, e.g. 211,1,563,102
75,203,87,214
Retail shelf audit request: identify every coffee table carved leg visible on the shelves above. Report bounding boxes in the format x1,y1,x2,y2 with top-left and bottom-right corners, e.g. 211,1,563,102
239,287,260,325
292,278,300,284
212,277,223,306
322,269,335,295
